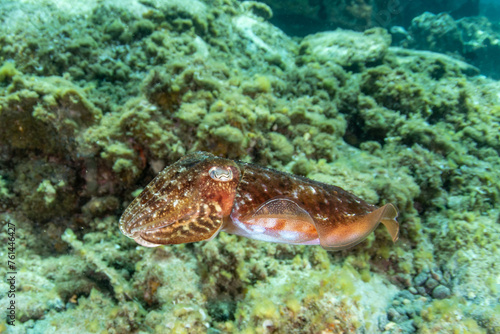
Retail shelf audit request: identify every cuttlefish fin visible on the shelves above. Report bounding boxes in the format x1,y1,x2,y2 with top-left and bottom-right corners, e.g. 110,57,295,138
380,203,399,242
242,197,318,243
316,203,399,251
251,197,314,222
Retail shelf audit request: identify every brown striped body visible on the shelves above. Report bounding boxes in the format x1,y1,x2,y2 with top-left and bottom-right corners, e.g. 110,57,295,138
120,152,399,250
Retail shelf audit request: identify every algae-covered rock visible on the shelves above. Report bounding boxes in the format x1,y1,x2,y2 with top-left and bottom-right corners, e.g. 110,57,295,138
408,12,463,55
458,16,500,79
241,1,273,21
0,75,101,155
232,12,296,70
234,264,398,333
13,161,77,221
267,132,294,162
299,28,391,69
0,270,64,322
27,288,144,333
404,11,500,78
131,248,210,331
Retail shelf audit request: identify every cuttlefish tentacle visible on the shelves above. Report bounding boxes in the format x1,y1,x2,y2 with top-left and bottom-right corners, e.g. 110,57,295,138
138,202,225,245
120,152,400,250
120,152,240,247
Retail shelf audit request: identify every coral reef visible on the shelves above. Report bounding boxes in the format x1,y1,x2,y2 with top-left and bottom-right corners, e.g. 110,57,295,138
0,0,499,333
394,12,500,79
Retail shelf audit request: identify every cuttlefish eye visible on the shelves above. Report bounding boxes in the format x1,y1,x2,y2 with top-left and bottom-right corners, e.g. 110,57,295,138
209,166,233,182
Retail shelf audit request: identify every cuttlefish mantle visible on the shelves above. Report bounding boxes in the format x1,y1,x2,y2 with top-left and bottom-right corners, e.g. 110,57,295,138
120,152,399,250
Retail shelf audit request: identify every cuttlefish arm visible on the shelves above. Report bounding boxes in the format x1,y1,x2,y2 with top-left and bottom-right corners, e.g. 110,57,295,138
119,152,399,250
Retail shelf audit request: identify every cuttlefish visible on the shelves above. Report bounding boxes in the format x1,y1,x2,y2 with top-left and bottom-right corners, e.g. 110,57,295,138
120,152,399,250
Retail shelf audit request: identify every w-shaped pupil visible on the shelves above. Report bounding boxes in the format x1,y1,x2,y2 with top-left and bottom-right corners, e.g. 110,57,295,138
209,166,233,182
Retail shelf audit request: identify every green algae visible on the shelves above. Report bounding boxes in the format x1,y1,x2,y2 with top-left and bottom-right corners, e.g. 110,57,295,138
0,62,18,83
420,298,490,333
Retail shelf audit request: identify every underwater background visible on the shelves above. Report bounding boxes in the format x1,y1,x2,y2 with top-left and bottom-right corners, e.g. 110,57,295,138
0,0,499,333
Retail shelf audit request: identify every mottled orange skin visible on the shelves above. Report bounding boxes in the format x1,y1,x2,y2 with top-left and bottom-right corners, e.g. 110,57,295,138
120,152,399,250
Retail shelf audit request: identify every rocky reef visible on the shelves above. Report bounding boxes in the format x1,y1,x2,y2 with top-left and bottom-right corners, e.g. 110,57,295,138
0,0,499,333
394,11,500,79
248,0,500,79
249,0,480,35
